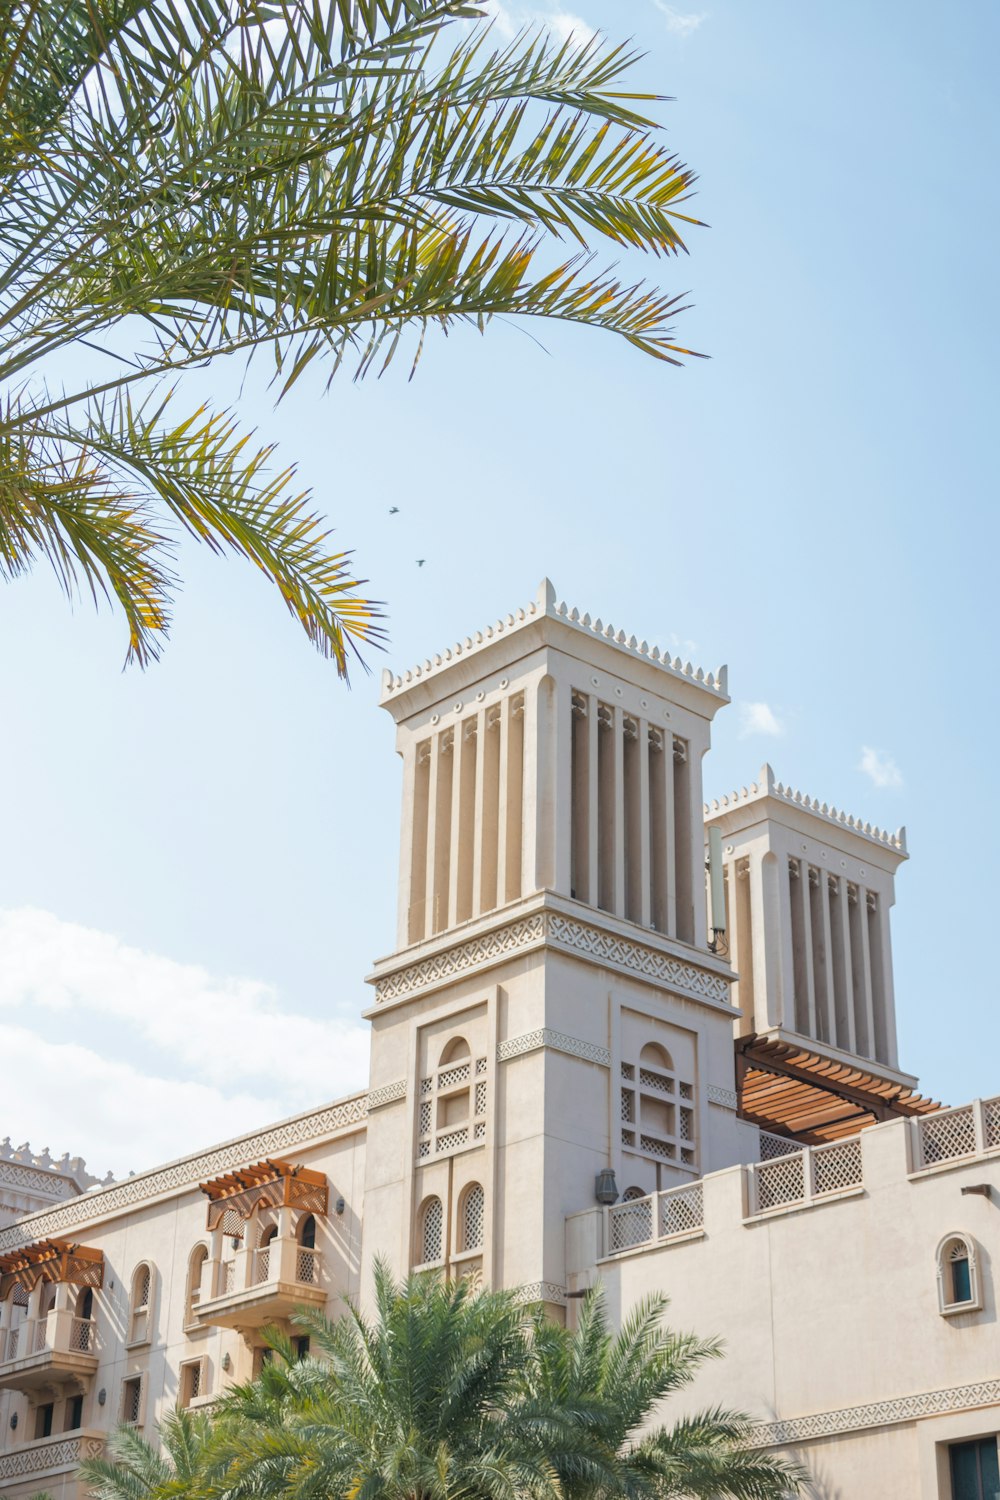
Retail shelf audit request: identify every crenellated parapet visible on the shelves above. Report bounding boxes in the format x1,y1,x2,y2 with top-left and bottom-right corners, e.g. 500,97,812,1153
381,578,728,704
705,763,906,856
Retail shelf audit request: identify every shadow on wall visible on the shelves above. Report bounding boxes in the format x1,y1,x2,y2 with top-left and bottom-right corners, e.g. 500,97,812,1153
795,1449,841,1500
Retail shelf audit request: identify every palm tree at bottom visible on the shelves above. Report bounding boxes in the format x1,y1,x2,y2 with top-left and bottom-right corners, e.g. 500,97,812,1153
79,1263,805,1500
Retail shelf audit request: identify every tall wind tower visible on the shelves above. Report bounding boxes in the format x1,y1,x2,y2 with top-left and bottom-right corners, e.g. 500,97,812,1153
361,582,755,1311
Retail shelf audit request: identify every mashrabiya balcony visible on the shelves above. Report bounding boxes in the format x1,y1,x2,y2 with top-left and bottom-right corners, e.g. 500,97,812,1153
0,1239,102,1394
193,1158,328,1331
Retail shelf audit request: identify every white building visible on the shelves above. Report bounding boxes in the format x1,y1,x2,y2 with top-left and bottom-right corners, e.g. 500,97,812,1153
1,582,997,1500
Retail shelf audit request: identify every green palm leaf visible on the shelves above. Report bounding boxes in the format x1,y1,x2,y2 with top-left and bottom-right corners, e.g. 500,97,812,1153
1,0,708,669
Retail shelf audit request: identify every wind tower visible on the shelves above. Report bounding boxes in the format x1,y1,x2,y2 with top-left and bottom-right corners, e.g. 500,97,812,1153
703,767,933,1145
362,581,757,1312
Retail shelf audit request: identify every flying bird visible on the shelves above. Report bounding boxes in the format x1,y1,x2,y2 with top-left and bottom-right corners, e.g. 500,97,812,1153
417,559,425,567
389,506,399,514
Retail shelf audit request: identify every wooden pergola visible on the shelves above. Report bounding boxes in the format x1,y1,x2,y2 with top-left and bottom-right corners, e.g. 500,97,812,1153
735,1034,942,1145
0,1239,104,1301
199,1158,327,1234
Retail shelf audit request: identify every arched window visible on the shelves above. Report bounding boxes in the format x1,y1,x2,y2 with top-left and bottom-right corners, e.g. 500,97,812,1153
440,1035,471,1065
186,1245,208,1324
639,1041,673,1072
937,1234,981,1314
419,1196,444,1265
298,1214,316,1249
460,1184,485,1252
128,1262,153,1345
622,1186,647,1202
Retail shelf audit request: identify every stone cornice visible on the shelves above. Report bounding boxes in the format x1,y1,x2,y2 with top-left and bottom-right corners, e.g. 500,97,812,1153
748,1376,1000,1447
0,1092,369,1253
367,897,734,1012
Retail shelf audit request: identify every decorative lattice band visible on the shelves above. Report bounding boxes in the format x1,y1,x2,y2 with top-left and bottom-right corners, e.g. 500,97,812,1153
0,1435,105,1479
498,1029,611,1066
0,1094,369,1253
748,1376,1000,1447
707,1084,738,1110
373,909,731,1007
367,1080,407,1110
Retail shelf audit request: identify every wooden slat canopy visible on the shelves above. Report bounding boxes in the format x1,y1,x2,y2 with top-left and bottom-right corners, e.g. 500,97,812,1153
735,1034,943,1145
0,1239,104,1300
199,1158,327,1233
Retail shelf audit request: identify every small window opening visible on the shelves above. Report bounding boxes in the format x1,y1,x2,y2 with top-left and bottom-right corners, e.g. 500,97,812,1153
34,1402,54,1440
65,1394,84,1432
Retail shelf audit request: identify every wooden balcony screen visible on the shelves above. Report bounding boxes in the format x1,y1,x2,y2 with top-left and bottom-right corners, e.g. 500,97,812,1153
0,1240,104,1300
735,1034,943,1145
199,1158,328,1234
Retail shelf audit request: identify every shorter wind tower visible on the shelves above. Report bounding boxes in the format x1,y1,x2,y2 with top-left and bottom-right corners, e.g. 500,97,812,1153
704,767,934,1144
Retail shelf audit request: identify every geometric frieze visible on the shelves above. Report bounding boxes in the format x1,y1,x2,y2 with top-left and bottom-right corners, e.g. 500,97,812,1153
748,1377,1000,1447
0,1093,369,1254
497,1029,611,1067
0,1434,105,1479
372,909,731,1008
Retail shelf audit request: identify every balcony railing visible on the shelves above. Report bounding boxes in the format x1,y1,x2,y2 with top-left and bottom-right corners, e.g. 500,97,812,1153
747,1136,863,1215
605,1182,704,1256
0,1316,98,1367
914,1096,1000,1169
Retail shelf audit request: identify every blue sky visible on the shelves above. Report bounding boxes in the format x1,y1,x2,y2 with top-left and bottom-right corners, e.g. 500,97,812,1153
1,0,997,1177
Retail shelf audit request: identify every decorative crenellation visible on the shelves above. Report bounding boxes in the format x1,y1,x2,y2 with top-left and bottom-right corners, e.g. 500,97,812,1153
747,1377,1000,1448
0,1137,110,1189
704,763,907,854
381,579,728,702
497,1029,611,1067
0,1159,84,1201
0,1434,105,1479
367,1080,407,1110
0,1093,369,1254
707,1084,739,1111
372,909,731,1008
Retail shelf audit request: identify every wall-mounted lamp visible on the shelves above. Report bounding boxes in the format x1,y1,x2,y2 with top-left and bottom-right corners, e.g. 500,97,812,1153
595,1168,618,1206
9,1412,17,1430
221,1352,231,1372
335,1197,346,1216
97,1389,107,1407
231,1237,241,1250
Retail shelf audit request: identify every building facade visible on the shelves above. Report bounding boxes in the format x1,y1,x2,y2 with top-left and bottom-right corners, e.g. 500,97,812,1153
1,581,997,1500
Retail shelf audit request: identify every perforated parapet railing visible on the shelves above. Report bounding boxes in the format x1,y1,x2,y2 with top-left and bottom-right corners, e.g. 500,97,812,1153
915,1098,1000,1169
605,1182,704,1255
748,1137,863,1215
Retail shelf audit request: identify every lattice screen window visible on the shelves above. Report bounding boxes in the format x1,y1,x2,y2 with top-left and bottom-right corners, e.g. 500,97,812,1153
128,1264,153,1345
186,1245,208,1322
416,1037,488,1162
121,1375,143,1426
461,1184,485,1251
620,1044,696,1170
420,1196,444,1265
178,1358,207,1409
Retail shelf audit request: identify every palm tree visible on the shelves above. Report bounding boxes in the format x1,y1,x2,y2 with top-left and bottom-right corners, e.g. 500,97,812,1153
0,0,706,674
80,1264,803,1500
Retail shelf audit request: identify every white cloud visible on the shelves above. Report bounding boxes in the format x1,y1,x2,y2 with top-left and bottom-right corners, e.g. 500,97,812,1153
0,909,370,1178
652,1,706,37
859,746,903,790
483,0,596,43
738,701,785,739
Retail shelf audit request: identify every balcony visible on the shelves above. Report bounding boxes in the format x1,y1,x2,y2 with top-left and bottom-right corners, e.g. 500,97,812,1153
0,1428,104,1491
195,1238,325,1332
0,1312,98,1394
